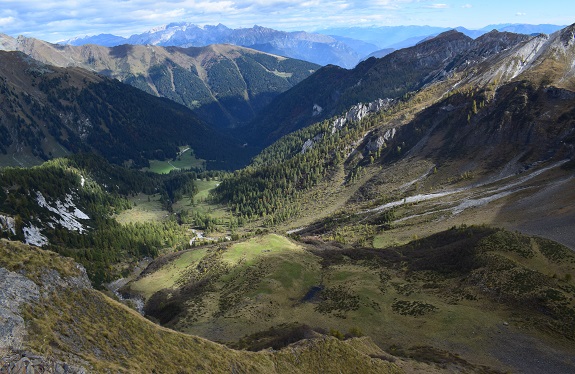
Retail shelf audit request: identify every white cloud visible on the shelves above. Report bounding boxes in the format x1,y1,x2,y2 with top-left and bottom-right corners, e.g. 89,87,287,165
425,3,449,9
0,0,571,43
516,12,527,16
0,17,15,26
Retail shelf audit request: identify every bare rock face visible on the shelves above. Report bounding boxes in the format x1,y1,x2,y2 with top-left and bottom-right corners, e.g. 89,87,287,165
366,128,396,152
301,139,314,154
0,264,90,373
312,104,323,116
559,23,575,47
39,266,92,296
0,268,40,351
0,240,92,373
0,350,86,373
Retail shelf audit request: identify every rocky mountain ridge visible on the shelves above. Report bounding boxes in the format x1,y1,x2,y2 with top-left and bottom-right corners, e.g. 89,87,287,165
317,24,564,50
1,21,575,374
242,28,531,148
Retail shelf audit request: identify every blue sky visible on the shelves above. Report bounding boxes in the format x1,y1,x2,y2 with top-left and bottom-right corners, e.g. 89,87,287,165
0,0,573,42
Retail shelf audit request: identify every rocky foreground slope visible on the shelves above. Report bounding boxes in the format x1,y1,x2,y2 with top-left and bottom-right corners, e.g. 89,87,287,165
0,239,402,373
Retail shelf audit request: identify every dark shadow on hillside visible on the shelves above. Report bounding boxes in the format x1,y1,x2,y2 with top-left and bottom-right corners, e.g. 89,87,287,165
109,44,134,58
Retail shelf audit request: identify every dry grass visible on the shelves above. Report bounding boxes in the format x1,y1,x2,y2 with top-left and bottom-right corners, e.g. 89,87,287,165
0,239,81,282
22,287,399,373
115,193,168,224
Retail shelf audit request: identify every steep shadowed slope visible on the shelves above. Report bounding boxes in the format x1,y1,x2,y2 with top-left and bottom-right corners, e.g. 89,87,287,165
0,51,248,169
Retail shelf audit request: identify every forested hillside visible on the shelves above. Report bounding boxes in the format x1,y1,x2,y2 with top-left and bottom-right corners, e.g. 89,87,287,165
0,154,224,286
0,35,319,129
0,51,249,169
2,23,575,374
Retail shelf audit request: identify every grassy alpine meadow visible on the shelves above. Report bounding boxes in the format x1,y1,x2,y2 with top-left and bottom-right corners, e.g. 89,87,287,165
115,193,168,224
144,146,206,174
124,228,575,372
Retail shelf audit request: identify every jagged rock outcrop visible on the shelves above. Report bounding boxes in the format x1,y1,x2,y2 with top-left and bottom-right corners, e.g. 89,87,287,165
366,128,396,152
303,97,391,155
0,215,16,236
0,253,91,350
301,139,314,154
312,104,323,117
1,350,86,374
301,133,324,154
331,98,393,134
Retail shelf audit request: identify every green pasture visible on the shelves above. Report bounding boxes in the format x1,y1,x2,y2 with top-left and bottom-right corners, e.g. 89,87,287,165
144,147,205,174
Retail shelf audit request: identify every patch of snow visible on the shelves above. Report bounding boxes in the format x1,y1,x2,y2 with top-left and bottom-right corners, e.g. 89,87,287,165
399,166,436,190
36,192,89,233
488,160,569,193
366,189,463,213
390,160,570,223
286,227,306,234
23,225,48,247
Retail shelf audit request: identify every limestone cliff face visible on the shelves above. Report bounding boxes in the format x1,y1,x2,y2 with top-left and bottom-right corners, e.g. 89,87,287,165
0,239,90,373
331,98,393,134
0,268,39,351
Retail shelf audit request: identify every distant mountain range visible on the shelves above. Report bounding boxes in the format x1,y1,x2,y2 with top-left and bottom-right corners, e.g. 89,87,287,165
57,23,565,70
317,24,565,49
1,20,575,373
60,23,378,69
